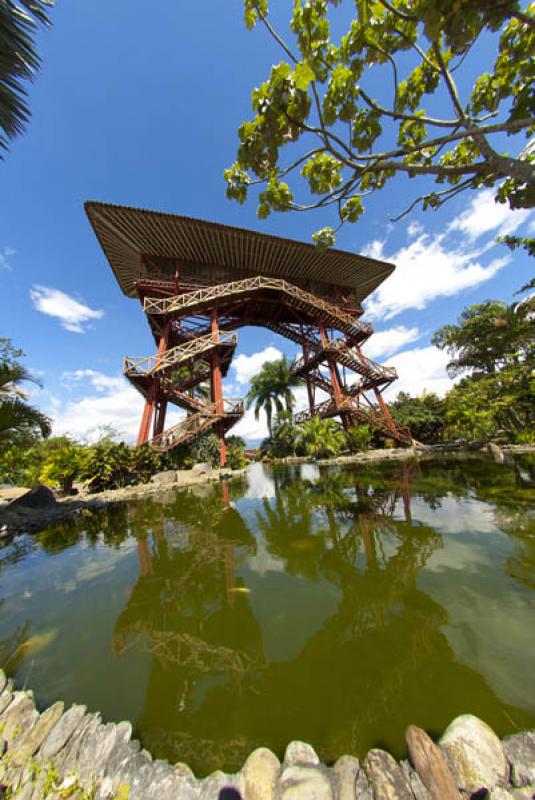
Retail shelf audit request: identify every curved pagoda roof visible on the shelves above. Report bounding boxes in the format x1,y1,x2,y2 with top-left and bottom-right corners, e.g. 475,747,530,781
85,201,394,303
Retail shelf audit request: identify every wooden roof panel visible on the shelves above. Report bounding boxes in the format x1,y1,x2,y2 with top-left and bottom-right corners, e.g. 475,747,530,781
85,201,395,302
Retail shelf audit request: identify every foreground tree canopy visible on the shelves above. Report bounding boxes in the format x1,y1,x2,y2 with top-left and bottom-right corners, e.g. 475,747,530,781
226,0,535,246
0,0,53,154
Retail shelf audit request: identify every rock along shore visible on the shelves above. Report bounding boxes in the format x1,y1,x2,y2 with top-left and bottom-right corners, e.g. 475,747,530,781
0,670,534,800
0,464,247,538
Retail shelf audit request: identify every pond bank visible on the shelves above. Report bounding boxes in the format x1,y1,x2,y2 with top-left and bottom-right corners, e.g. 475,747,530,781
0,465,247,537
0,669,533,799
272,443,535,467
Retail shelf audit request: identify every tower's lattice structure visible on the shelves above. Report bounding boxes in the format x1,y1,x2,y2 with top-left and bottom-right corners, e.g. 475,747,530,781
86,202,411,465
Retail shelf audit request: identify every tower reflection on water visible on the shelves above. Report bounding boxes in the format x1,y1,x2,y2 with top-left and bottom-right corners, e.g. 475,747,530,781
106,458,534,776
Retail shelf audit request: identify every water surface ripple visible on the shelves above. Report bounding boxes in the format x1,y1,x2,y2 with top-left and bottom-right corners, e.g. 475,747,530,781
1,454,534,775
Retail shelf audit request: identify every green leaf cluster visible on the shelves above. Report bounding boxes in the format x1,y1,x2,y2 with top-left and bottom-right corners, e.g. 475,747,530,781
227,0,535,245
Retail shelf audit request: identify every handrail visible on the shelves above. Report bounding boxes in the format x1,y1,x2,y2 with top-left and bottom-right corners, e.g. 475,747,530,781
143,276,373,340
123,332,237,377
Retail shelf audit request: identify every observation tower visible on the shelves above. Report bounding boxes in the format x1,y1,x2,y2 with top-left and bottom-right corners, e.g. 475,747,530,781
85,202,411,465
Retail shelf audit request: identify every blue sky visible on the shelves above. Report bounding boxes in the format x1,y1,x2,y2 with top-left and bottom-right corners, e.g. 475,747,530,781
1,1,533,443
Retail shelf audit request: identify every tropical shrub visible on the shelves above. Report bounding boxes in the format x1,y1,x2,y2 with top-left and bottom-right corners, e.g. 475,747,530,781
298,417,345,460
346,424,370,452
39,438,85,495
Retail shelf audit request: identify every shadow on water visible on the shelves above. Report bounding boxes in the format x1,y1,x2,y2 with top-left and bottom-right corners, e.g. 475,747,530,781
0,454,534,775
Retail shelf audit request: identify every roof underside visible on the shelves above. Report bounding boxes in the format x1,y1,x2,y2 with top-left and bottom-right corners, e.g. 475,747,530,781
85,201,395,303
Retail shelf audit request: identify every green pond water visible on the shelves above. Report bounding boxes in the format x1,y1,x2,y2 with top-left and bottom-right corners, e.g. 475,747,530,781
1,454,534,775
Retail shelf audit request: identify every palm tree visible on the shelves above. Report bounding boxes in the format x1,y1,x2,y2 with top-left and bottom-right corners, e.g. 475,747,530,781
298,416,345,460
246,356,301,436
0,339,51,444
0,0,52,154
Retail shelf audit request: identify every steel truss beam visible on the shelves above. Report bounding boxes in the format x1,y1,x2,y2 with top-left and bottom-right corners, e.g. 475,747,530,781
130,274,411,458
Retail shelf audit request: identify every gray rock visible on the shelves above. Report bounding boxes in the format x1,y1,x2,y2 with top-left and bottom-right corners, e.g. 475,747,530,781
2,692,38,742
150,470,177,485
355,765,374,800
333,755,359,800
57,711,101,772
113,751,158,800
284,740,320,766
200,769,240,800
439,714,509,794
504,732,535,787
242,746,280,800
364,749,413,800
0,687,14,715
278,765,333,800
38,703,87,759
192,462,213,476
13,783,34,800
405,724,457,800
399,760,430,800
76,722,118,782
9,485,57,509
12,701,64,764
175,761,196,781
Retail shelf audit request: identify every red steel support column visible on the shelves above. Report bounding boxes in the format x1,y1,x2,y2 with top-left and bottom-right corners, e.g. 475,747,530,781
211,307,227,467
153,398,168,437
319,325,350,430
372,385,398,435
136,320,171,446
302,344,315,412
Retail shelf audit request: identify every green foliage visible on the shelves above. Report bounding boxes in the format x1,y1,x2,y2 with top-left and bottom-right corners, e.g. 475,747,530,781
345,424,371,452
390,392,446,443
298,416,346,459
0,338,51,447
246,356,302,436
189,431,221,467
228,0,535,244
432,298,534,376
39,438,85,494
432,296,535,442
0,0,53,154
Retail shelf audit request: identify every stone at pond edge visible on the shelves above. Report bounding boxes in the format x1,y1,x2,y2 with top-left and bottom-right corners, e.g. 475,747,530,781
150,470,177,485
38,703,87,759
12,701,64,764
364,749,413,800
279,765,333,800
284,740,320,766
503,732,535,787
242,746,280,800
399,760,430,800
334,755,360,800
439,714,509,794
405,724,458,799
200,769,243,800
9,484,57,509
1,692,38,742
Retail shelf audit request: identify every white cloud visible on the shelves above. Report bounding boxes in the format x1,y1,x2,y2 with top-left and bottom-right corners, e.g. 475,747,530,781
30,285,104,333
365,233,507,321
49,370,184,442
61,369,123,393
407,221,423,238
449,188,532,240
364,325,420,359
383,345,456,399
0,247,15,271
361,239,385,259
232,404,270,441
233,346,282,384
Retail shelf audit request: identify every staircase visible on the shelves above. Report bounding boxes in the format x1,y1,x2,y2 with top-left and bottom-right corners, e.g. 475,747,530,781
149,399,244,454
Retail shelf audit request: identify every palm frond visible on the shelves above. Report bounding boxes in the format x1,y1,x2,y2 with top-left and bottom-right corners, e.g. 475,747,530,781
0,0,53,153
